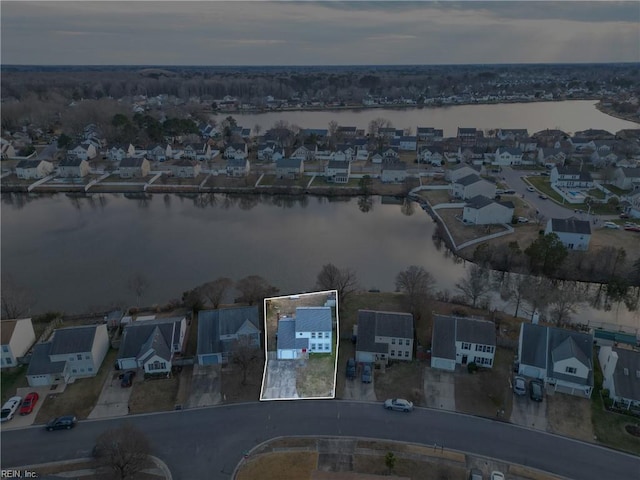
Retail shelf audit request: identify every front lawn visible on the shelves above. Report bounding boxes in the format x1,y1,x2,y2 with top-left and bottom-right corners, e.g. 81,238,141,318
525,176,564,203
1,365,28,404
374,361,424,406
603,184,631,196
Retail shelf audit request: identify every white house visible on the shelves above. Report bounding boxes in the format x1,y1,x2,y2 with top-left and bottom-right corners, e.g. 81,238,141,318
275,158,304,179
57,157,91,178
119,157,150,178
445,164,483,182
257,143,284,162
15,159,54,179
67,143,97,161
333,145,356,162
355,310,414,365
26,324,109,387
613,167,640,191
224,143,248,160
1,318,36,369
108,144,136,162
183,143,212,161
1,141,17,160
147,144,172,162
431,315,496,371
277,307,333,360
493,147,523,166
537,148,566,167
167,159,201,178
599,346,640,410
452,174,496,200
418,145,444,165
497,128,529,141
462,195,514,225
550,166,594,188
325,160,351,183
117,316,187,374
399,136,417,151
381,162,408,183
545,217,591,251
226,157,250,177
518,323,594,398
416,127,443,142
291,144,318,161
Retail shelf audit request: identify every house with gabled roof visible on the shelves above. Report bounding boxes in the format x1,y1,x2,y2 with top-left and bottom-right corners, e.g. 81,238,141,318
550,166,593,188
119,157,150,178
545,217,591,251
613,167,640,191
381,162,408,183
333,144,355,162
1,141,16,160
463,195,514,225
337,126,357,138
452,174,496,200
26,324,109,387
325,160,351,183
275,158,304,179
277,307,333,360
167,159,201,178
257,143,284,162
58,157,91,178
537,148,566,167
355,310,414,365
445,163,483,182
108,144,136,162
183,143,212,161
418,145,444,165
1,318,36,369
67,143,97,161
117,316,187,374
493,147,523,166
146,144,172,162
517,323,594,398
223,142,248,160
497,128,529,141
399,136,417,152
197,306,261,365
226,157,250,177
431,315,496,371
416,127,443,142
15,159,54,179
291,143,318,161
599,346,640,410
457,127,481,146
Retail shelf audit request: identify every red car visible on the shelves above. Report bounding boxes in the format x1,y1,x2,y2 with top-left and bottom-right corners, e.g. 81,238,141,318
19,392,39,415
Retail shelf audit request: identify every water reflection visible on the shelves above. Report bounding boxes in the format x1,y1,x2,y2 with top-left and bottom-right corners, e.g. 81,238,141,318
357,195,373,213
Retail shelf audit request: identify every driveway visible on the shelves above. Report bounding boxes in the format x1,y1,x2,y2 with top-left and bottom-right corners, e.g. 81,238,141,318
509,381,548,431
341,363,376,401
423,367,456,411
260,353,299,400
186,365,222,408
0,385,55,431
88,369,136,419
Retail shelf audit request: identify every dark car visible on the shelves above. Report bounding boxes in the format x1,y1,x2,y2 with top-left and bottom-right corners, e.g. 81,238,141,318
120,370,136,388
619,213,630,219
538,194,548,199
46,415,77,431
361,364,372,384
529,379,544,402
19,392,40,415
346,358,356,379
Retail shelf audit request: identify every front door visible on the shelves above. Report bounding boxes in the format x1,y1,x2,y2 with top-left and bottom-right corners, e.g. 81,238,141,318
462,355,468,365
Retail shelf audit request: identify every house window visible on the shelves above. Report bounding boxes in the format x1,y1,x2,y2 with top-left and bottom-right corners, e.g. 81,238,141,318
85,355,90,360
311,344,316,350
461,343,471,350
565,366,577,374
475,345,481,352
5,358,12,365
405,339,410,346
325,332,330,338
69,356,74,361
2,346,8,353
80,368,85,373
325,344,330,351
391,339,396,345
72,369,77,373
311,332,316,338
404,351,409,358
88,367,93,372
77,354,83,360
391,350,395,356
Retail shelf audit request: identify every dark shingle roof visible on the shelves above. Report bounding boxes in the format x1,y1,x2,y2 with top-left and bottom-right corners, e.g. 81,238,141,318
49,325,98,355
276,158,302,169
432,316,456,360
118,317,184,360
621,167,640,178
455,317,496,346
456,173,482,186
26,342,66,376
611,347,640,402
327,160,349,170
550,217,591,235
356,312,390,355
227,158,247,168
16,159,45,169
119,157,145,168
356,310,413,355
59,157,85,167
295,307,332,332
465,195,495,210
197,307,260,356
520,323,548,368
138,326,171,363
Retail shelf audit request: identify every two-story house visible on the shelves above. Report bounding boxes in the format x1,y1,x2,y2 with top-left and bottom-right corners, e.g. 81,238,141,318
613,167,640,191
16,159,54,179
381,162,408,183
445,163,483,182
416,127,443,143
223,143,248,160
418,145,444,165
545,217,591,251
108,144,136,162
399,136,417,151
355,310,414,365
493,147,523,166
457,127,481,146
431,315,496,371
67,143,97,161
276,307,333,360
452,174,496,200
1,318,36,369
325,160,351,184
599,346,640,410
226,157,251,177
147,144,172,162
291,144,318,161
167,159,201,178
257,143,284,162
119,157,150,178
275,158,304,179
537,148,566,168
550,166,594,188
58,157,91,178
462,195,514,225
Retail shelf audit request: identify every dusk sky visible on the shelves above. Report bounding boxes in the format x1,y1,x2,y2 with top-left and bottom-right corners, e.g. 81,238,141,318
1,1,639,65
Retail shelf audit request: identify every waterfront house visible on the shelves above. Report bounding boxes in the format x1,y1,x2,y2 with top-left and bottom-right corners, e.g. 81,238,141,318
462,195,514,225
459,146,486,165
301,128,328,141
257,143,284,162
1,318,36,369
416,127,443,142
67,143,97,161
197,306,261,365
325,160,351,183
493,147,523,166
275,158,304,179
26,324,109,387
117,316,187,374
431,315,496,371
418,145,444,165
545,217,591,251
569,137,596,152
549,166,594,188
613,167,640,191
333,144,356,162
599,346,640,410
452,174,496,200
167,159,201,178
337,126,357,138
291,144,318,161
226,157,251,177
58,157,90,178
381,162,408,183
537,148,566,167
457,127,481,146
355,310,414,365
497,128,529,141
223,143,248,160
277,307,333,360
518,323,594,398
399,136,417,151
108,144,136,162
183,143,212,161
15,159,54,179
119,157,150,178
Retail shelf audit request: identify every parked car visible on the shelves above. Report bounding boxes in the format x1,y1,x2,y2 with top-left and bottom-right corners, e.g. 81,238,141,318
603,222,621,229
383,398,413,412
504,189,516,194
346,358,356,379
120,370,136,388
513,376,527,396
491,472,505,480
529,379,544,402
538,194,548,199
619,212,629,219
527,186,536,192
517,217,529,224
0,396,23,423
469,468,484,480
361,364,372,384
46,415,77,431
19,392,40,415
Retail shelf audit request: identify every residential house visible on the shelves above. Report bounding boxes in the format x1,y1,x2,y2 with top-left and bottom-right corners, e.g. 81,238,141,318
352,138,370,161
418,145,444,165
574,129,614,140
381,162,408,183
119,157,150,178
337,126,357,138
459,146,486,165
445,163,483,182
613,167,640,191
497,128,529,141
183,143,212,161
275,158,304,179
377,127,396,140
399,136,417,152
545,217,591,251
147,144,172,162
325,160,351,183
226,157,251,177
517,323,594,398
517,137,538,153
15,159,54,179
430,315,496,371
333,144,355,162
301,128,328,141
276,307,333,360
0,141,16,160
457,128,481,146
599,346,640,410
537,148,566,167
291,144,318,161
452,174,496,200
26,325,109,387
67,143,97,161
550,166,594,188
569,137,596,152
197,306,261,365
167,159,201,178
416,127,443,142
355,310,414,364
1,318,36,369
108,144,135,162
462,195,514,225
57,157,91,178
117,316,187,373
257,143,284,162
493,147,523,166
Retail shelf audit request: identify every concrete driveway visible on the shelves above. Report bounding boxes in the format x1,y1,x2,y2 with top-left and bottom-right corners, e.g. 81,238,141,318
509,381,548,431
423,367,456,411
186,365,222,408
88,369,136,419
0,385,56,431
261,353,299,400
341,363,376,401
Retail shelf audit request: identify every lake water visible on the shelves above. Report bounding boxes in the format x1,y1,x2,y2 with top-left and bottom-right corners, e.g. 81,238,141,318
225,100,639,136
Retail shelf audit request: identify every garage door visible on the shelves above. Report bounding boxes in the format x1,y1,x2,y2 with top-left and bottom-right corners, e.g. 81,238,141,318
521,366,541,378
431,357,455,371
198,354,219,366
277,349,295,360
28,375,51,387
118,358,137,370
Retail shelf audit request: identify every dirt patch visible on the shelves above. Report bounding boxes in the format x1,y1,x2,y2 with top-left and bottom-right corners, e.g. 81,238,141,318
546,393,594,442
236,451,319,480
221,357,265,403
353,454,467,480
374,362,424,406
296,353,336,398
128,375,180,414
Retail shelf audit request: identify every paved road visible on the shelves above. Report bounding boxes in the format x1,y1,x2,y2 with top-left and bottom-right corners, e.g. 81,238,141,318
2,401,638,480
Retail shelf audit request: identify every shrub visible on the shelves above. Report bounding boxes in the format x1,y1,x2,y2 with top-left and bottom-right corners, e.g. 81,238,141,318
467,362,478,373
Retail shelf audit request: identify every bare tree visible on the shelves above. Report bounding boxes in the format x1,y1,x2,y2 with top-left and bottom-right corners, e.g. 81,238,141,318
315,263,359,308
200,277,234,309
395,266,435,321
231,335,261,385
499,273,528,318
548,281,585,326
522,276,555,322
253,123,262,137
236,275,279,306
455,265,491,308
1,275,35,319
127,273,149,307
93,423,151,480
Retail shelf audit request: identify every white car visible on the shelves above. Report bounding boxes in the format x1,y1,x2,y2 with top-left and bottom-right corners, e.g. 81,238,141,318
527,186,535,192
513,376,527,395
603,222,621,229
383,398,414,412
491,472,505,480
0,396,23,423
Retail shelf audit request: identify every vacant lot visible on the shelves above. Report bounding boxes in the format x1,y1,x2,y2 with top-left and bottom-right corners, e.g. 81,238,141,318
546,392,594,442
128,374,180,414
374,361,424,406
206,173,259,188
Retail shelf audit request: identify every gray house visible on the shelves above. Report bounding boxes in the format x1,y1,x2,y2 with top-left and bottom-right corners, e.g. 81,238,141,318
431,315,496,371
197,306,261,365
599,346,640,410
275,158,304,179
355,310,414,365
276,307,332,360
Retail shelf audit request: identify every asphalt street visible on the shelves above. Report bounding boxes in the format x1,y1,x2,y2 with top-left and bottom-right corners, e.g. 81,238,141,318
2,401,638,480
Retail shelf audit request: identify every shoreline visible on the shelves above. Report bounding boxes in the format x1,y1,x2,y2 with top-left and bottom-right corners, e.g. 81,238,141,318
594,101,640,125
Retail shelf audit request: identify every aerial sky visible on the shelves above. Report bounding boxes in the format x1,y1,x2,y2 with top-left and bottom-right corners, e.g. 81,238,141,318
1,1,639,65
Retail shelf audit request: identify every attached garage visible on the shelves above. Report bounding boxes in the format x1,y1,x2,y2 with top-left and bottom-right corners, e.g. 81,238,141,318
117,358,138,370
431,357,456,371
198,353,220,365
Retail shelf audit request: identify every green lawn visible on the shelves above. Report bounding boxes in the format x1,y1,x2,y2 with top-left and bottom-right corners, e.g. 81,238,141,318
525,176,564,203
526,177,620,215
310,176,361,188
587,188,606,200
603,184,632,196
